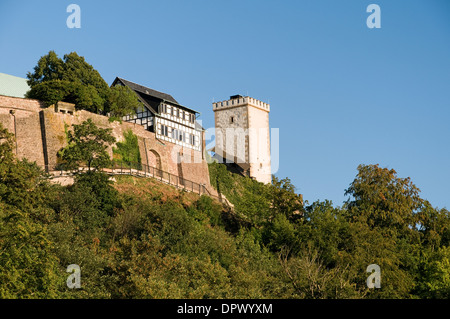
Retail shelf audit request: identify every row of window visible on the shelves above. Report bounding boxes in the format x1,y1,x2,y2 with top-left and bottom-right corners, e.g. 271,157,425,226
160,124,197,146
124,111,152,122
160,104,196,124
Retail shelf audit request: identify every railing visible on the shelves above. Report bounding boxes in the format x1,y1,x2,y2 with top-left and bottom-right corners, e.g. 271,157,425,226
44,160,217,199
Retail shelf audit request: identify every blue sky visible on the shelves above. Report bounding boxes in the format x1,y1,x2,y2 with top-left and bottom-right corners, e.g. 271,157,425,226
1,0,449,209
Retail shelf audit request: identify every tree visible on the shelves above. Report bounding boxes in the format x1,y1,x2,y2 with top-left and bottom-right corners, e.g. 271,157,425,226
26,50,64,87
58,119,116,171
0,204,62,298
26,51,141,117
278,246,362,299
417,203,450,250
344,164,423,232
0,124,55,214
108,85,143,121
270,176,303,221
416,246,450,298
0,124,62,298
343,164,425,298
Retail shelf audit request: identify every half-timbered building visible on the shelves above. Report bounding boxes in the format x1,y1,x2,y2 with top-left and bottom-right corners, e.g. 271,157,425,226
111,77,203,152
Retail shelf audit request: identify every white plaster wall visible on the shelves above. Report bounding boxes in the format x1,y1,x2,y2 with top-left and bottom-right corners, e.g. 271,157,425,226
247,106,271,184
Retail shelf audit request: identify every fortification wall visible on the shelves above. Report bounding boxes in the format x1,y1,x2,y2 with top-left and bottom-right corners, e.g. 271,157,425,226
0,95,46,166
0,95,212,188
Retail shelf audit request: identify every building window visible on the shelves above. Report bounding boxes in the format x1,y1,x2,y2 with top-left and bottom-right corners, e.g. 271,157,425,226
160,124,168,136
230,116,234,123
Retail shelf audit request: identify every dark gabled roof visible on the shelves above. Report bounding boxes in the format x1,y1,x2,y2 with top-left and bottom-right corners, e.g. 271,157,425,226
134,90,161,114
114,77,179,104
112,77,199,114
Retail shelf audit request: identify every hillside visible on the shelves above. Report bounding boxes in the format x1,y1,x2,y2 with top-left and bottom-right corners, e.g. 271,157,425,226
1,141,450,298
0,158,295,298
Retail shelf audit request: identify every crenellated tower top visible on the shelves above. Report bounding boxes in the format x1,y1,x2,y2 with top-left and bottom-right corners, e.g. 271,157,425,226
213,95,270,113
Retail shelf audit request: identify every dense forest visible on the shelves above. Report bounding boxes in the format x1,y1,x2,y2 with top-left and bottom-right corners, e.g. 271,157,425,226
0,118,449,299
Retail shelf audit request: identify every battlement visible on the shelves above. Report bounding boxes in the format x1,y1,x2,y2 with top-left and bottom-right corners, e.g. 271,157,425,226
213,96,270,112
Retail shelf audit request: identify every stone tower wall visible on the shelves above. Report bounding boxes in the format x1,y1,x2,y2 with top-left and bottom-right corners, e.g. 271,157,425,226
214,105,249,164
247,105,271,184
213,96,272,184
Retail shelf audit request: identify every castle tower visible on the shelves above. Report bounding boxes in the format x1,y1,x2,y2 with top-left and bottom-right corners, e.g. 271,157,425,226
212,95,271,184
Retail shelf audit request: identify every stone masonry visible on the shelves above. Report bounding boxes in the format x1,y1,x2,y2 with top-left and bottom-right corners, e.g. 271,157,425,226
213,95,272,184
0,95,213,191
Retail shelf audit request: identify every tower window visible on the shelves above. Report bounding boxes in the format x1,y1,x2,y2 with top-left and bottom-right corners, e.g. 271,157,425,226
230,116,234,123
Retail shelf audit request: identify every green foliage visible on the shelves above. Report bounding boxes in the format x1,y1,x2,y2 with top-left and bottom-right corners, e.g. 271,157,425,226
26,51,108,113
345,164,423,232
0,205,62,298
208,161,303,226
26,50,65,87
190,195,224,226
58,119,116,170
416,246,450,298
0,122,15,163
108,85,143,121
278,246,363,299
113,129,141,167
2,124,450,299
270,176,304,221
26,51,141,117
208,161,271,224
0,124,63,298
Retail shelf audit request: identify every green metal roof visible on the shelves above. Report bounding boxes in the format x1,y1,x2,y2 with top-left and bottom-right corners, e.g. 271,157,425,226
0,73,30,98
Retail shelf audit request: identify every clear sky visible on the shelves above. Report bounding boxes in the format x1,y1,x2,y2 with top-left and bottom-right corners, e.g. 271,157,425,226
0,0,449,209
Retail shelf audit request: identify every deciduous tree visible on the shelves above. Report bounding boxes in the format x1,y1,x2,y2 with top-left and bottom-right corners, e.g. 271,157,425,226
58,119,116,171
